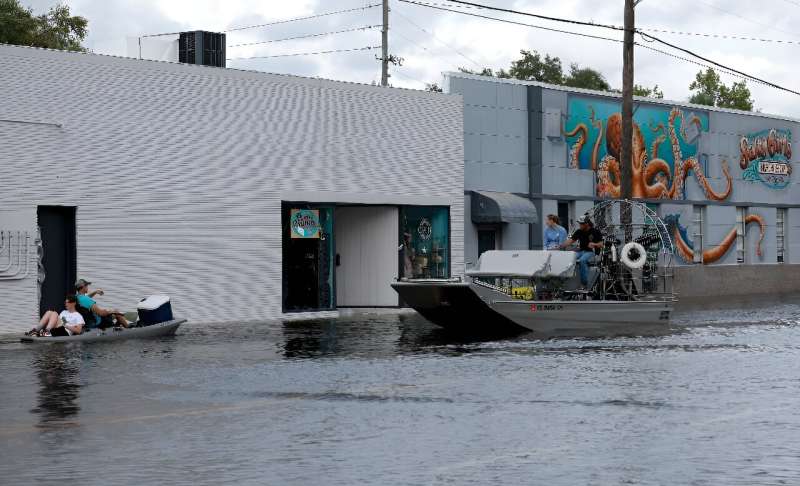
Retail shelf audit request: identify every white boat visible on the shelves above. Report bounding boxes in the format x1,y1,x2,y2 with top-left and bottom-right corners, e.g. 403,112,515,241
21,319,186,343
392,200,676,337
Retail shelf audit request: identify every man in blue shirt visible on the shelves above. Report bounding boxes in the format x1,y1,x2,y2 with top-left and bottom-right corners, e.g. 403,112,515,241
543,214,567,250
75,278,129,329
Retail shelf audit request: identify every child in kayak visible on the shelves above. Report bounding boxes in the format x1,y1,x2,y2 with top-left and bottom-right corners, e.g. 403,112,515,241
26,295,85,337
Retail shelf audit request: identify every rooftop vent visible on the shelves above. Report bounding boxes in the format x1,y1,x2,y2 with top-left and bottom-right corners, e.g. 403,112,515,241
178,31,226,68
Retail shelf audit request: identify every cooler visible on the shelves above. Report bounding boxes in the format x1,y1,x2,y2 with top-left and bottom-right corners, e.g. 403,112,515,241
137,295,173,326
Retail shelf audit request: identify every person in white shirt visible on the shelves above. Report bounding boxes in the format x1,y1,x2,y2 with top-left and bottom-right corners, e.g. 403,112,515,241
27,295,85,337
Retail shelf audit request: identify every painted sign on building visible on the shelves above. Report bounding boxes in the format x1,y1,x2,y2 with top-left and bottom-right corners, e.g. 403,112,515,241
740,129,792,189
564,96,730,201
290,209,320,238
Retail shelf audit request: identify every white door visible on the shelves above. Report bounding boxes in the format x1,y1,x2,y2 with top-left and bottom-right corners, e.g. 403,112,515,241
335,206,399,307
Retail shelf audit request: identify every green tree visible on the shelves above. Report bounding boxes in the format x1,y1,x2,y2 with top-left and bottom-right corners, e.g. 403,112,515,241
0,0,88,51
458,67,496,77
689,68,753,111
506,49,563,84
633,84,664,99
425,82,443,92
563,63,610,91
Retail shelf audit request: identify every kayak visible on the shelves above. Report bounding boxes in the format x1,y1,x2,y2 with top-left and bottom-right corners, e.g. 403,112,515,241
20,319,186,343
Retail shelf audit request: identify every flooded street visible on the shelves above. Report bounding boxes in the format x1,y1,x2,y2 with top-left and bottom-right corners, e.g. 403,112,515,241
2,297,800,485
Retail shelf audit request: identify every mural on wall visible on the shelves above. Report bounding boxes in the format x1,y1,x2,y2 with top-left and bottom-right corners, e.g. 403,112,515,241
740,129,792,189
663,213,766,264
564,97,732,200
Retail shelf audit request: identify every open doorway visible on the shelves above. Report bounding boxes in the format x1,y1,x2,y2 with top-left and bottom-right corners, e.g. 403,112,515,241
282,204,334,312
37,206,76,316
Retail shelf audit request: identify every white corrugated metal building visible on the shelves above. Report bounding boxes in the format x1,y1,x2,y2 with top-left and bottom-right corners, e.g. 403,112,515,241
0,44,464,332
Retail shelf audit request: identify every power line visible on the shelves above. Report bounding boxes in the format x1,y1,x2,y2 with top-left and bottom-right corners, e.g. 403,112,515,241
228,25,380,48
411,0,800,46
441,0,624,31
403,0,800,96
393,4,484,69
638,32,800,96
392,28,462,71
398,1,622,44
225,4,382,33
141,4,382,38
637,27,800,45
227,45,380,61
696,0,800,40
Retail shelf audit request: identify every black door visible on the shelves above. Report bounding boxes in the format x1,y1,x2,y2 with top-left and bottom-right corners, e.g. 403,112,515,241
38,206,76,315
478,229,496,257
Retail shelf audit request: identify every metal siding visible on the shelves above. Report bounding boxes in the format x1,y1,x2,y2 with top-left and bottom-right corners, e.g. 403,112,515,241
0,46,464,331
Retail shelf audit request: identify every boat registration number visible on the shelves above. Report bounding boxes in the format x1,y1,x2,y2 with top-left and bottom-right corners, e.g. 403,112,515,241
530,304,564,312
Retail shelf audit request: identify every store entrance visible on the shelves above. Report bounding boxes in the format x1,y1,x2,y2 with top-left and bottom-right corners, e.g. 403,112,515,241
282,205,334,312
38,206,76,316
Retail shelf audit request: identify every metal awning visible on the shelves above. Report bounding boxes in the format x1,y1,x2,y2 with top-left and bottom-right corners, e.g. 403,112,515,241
470,190,539,224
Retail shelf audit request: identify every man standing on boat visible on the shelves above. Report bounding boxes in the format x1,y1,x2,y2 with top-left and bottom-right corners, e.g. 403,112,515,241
75,278,130,329
559,216,603,289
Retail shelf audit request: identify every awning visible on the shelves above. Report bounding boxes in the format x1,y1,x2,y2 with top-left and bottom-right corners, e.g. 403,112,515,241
470,190,539,224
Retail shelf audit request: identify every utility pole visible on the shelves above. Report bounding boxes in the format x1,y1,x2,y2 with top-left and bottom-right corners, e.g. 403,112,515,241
621,0,635,201
381,0,389,86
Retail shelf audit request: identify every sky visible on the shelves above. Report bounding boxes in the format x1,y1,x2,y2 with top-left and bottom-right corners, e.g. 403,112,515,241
21,0,800,118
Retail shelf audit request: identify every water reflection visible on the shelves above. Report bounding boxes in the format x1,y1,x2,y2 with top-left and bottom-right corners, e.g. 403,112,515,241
30,346,82,425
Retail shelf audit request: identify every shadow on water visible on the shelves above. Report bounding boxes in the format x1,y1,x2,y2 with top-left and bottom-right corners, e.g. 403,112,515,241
29,345,82,425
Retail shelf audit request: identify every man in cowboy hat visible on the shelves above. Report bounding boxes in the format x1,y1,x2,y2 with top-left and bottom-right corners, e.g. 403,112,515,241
75,278,130,329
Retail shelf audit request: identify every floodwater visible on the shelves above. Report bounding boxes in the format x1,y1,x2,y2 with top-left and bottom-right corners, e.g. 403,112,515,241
2,297,800,485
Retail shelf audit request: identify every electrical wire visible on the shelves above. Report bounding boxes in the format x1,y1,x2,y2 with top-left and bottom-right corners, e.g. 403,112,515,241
227,45,380,61
228,25,380,48
393,5,485,69
696,0,800,39
398,0,623,44
441,0,624,31
141,4,381,37
636,27,800,45
225,4,382,33
392,28,462,71
637,32,800,96
402,0,800,96
421,0,800,46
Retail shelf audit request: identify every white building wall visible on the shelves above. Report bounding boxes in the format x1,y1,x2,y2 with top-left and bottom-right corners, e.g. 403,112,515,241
0,45,464,332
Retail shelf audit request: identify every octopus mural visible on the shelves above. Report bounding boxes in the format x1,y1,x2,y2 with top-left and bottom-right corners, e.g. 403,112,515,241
663,213,766,264
565,100,732,201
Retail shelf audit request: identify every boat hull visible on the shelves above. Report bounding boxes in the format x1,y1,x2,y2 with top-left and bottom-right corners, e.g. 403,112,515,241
391,281,526,335
392,280,673,337
20,319,186,343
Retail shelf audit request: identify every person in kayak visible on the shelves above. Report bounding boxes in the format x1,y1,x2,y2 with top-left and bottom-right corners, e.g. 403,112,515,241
75,278,129,329
26,295,85,336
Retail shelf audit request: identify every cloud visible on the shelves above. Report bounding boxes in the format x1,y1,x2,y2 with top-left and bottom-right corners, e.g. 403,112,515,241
27,0,800,117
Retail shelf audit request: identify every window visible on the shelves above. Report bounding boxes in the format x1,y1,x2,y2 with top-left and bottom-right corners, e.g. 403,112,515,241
692,206,705,264
736,207,746,264
777,208,786,263
400,206,450,279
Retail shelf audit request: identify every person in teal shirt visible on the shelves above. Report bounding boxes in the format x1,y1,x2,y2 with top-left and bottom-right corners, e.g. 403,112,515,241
74,278,129,329
544,214,568,250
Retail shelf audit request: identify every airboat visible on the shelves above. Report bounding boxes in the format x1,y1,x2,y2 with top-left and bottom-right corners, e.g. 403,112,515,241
391,200,677,337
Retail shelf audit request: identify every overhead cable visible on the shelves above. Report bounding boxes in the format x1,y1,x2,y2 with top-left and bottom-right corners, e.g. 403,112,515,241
397,0,622,44
393,6,484,69
637,32,800,96
225,4,382,33
402,0,799,96
142,4,382,37
227,45,380,61
228,25,380,48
